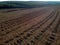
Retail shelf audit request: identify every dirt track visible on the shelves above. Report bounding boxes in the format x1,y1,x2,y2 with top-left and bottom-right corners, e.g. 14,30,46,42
0,7,60,45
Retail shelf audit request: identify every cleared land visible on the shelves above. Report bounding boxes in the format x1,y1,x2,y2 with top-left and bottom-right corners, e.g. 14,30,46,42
0,7,60,45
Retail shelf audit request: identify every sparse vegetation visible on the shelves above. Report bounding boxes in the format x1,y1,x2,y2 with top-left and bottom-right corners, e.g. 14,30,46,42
0,1,60,9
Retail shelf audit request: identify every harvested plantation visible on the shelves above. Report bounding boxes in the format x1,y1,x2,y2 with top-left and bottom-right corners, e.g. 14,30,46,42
0,7,60,45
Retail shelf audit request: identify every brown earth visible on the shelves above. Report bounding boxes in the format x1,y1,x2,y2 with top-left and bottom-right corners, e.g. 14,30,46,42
0,7,60,45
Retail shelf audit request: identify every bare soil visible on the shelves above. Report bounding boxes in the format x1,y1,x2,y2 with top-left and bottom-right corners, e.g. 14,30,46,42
0,7,60,45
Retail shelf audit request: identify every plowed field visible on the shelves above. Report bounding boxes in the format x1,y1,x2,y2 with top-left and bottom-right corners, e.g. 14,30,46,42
0,7,60,45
